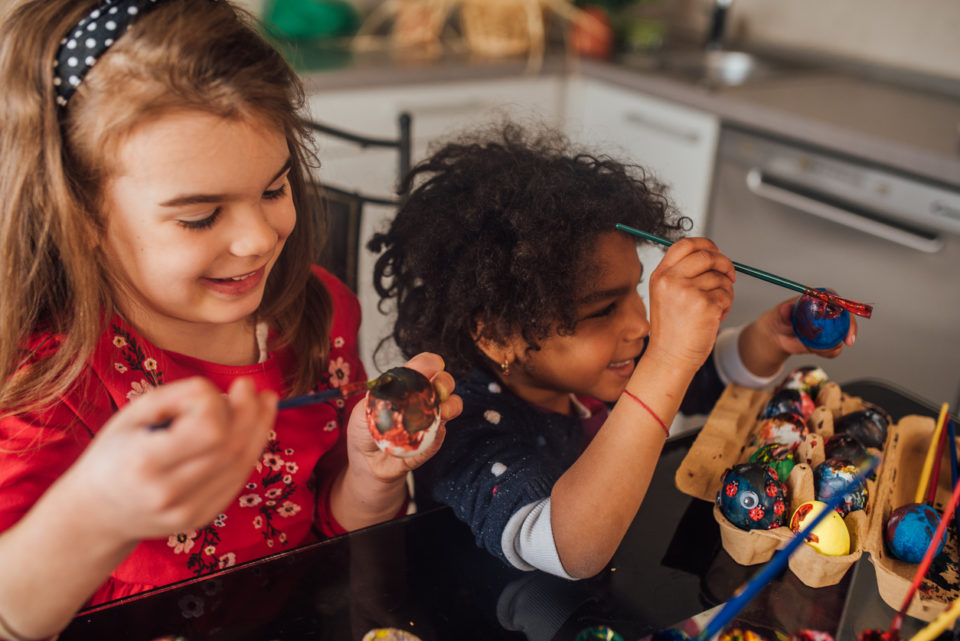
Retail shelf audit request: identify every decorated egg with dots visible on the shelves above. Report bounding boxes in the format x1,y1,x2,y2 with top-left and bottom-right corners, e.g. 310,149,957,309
365,367,440,458
791,289,850,350
777,365,830,399
760,388,815,420
717,462,788,531
756,412,809,451
790,500,850,556
813,459,868,516
748,442,797,483
834,405,891,450
885,502,944,563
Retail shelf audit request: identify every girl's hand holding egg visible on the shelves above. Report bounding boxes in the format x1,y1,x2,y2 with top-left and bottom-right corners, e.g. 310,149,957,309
346,352,461,480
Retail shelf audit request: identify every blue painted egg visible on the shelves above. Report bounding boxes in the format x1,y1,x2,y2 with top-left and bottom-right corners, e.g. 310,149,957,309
651,630,690,641
885,503,944,563
717,462,788,531
814,458,868,516
791,290,850,350
749,443,797,483
760,388,815,420
777,365,830,399
834,405,891,450
756,412,809,451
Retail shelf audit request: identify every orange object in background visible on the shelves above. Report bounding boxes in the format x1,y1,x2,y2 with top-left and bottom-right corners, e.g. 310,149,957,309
569,5,613,59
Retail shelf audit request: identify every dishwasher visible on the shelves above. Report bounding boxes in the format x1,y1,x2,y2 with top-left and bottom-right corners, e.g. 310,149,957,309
706,126,960,408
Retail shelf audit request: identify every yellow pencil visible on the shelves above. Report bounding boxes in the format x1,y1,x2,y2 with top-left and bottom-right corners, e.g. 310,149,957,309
915,403,951,504
906,596,960,641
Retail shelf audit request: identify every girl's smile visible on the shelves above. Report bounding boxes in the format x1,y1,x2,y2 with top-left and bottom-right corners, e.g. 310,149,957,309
201,265,266,296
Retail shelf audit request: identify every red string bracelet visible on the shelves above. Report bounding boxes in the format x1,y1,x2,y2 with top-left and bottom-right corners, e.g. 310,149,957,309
622,389,669,436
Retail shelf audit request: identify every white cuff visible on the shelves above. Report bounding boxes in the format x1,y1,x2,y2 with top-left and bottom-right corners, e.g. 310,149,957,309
713,326,783,389
501,498,576,580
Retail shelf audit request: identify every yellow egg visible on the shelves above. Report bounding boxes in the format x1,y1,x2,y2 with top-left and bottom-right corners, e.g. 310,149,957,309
789,500,850,556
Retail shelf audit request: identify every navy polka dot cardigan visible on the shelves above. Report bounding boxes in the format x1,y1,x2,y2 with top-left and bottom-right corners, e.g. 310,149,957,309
413,359,724,569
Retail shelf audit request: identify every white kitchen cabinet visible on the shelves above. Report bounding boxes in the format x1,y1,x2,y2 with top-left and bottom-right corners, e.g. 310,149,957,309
565,77,719,295
305,76,566,373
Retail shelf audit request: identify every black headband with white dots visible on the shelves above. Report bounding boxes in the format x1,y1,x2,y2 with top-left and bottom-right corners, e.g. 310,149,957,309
54,0,163,107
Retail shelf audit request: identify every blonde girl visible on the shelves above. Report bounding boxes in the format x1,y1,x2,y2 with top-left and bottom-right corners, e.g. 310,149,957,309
0,2,459,639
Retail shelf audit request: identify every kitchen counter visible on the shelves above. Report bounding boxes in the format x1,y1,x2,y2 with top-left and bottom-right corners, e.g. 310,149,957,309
291,45,960,190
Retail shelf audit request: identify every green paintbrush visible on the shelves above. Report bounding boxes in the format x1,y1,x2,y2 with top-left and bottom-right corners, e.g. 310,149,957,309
615,223,873,318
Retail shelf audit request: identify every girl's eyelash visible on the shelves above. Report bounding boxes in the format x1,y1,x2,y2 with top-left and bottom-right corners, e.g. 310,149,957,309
178,208,220,231
176,182,287,231
585,302,616,319
263,182,287,200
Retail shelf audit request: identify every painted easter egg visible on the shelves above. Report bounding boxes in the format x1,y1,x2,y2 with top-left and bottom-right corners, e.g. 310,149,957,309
834,405,891,449
760,388,815,420
885,503,944,563
814,459,868,516
791,289,850,350
717,463,788,531
790,632,835,641
776,365,830,399
651,630,690,641
756,412,809,451
790,500,850,556
365,366,440,458
361,630,424,641
718,628,770,641
824,434,872,469
749,442,797,483
575,626,625,641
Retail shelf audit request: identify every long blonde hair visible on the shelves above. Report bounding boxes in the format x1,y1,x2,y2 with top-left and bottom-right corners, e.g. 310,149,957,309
0,0,332,416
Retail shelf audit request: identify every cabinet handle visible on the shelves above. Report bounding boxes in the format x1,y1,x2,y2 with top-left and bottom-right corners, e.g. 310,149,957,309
745,169,944,254
622,111,700,143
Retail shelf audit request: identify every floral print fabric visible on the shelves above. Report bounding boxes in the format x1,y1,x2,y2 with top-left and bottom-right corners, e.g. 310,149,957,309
0,268,365,606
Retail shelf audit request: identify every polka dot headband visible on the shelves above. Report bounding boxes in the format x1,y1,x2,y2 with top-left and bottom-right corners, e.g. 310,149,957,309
54,0,163,107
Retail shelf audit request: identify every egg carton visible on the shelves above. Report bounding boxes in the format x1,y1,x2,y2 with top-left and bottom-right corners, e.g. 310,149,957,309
864,413,960,621
675,380,880,590
675,381,959,621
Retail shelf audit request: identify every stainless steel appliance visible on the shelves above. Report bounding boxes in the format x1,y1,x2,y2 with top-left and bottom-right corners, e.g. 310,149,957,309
707,126,960,408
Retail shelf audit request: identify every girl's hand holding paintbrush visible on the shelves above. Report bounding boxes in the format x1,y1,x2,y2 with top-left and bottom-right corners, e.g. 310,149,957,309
645,237,736,373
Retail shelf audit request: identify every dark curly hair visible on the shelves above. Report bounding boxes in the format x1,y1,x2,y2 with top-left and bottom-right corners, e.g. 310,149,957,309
368,122,690,377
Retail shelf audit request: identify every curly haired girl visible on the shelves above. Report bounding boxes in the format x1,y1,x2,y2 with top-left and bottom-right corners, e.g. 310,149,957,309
370,122,854,580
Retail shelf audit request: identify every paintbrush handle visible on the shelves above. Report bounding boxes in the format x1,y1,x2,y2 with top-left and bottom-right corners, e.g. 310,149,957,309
149,379,372,429
615,224,809,294
698,456,880,641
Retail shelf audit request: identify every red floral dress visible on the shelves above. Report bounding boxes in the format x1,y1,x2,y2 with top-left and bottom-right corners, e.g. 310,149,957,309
0,268,365,605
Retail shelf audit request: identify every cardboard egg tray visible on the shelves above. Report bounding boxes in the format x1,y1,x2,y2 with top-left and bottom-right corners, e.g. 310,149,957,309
675,381,959,621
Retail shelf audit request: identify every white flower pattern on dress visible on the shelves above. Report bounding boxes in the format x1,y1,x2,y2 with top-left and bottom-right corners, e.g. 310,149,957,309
126,379,151,400
327,356,350,387
168,531,197,555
